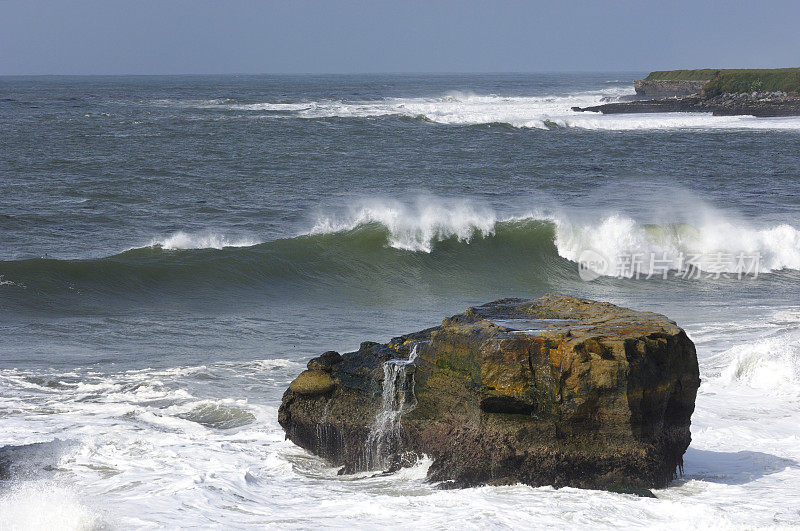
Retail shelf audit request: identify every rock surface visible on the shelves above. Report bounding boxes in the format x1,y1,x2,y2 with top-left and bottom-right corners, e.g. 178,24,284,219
633,79,707,99
278,295,701,493
573,91,800,117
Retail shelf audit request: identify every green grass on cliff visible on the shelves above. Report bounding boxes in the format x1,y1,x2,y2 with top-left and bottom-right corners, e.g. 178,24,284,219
703,68,800,95
645,68,800,94
645,69,720,81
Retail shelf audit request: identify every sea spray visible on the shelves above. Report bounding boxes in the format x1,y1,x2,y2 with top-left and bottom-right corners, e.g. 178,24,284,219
365,345,419,470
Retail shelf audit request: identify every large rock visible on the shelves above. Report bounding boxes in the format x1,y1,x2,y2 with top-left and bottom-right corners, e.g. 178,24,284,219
278,295,700,494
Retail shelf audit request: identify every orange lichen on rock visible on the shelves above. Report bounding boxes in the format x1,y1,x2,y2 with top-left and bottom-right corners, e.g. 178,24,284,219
279,295,700,495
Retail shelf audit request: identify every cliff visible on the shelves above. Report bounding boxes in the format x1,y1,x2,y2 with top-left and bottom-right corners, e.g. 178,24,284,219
633,80,707,99
575,67,800,116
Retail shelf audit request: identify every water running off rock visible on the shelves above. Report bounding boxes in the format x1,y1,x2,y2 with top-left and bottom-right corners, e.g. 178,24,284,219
365,345,419,470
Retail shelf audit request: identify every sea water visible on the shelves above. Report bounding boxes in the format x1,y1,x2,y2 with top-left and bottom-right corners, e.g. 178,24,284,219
1,73,799,528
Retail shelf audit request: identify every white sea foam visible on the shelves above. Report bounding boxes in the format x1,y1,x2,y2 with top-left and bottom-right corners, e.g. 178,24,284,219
228,102,313,111
190,88,800,131
3,328,800,527
148,231,258,250
0,274,26,288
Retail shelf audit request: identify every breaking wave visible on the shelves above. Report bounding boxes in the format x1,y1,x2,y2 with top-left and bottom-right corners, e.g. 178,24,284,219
1,200,798,306
553,214,800,276
309,199,800,273
710,329,800,393
178,90,800,131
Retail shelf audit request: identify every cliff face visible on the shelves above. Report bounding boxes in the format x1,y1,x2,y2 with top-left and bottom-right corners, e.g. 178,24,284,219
633,79,707,99
278,295,701,494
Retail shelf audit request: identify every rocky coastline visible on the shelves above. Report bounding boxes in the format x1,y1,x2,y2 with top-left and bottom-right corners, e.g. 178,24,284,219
573,91,800,117
278,295,701,495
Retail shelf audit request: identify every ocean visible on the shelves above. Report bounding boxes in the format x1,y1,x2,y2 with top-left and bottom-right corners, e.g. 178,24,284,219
1,73,799,528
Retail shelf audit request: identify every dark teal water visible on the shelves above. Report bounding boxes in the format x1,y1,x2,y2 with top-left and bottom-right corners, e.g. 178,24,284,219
1,74,799,527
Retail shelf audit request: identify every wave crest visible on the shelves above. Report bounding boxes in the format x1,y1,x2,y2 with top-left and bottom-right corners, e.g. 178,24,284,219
309,199,499,252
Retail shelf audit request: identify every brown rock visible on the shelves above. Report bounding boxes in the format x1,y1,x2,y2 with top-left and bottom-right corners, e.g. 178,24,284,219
278,295,701,494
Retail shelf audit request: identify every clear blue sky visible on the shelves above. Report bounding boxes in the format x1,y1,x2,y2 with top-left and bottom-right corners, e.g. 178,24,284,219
1,0,799,75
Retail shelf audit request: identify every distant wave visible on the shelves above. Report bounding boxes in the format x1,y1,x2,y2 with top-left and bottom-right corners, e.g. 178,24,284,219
168,89,800,131
148,231,259,250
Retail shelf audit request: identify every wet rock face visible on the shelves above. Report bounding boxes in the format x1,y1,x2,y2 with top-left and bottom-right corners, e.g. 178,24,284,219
278,295,701,493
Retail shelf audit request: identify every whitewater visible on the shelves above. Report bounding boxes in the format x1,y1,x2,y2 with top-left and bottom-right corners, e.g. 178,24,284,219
1,313,799,528
2,73,800,529
177,88,800,131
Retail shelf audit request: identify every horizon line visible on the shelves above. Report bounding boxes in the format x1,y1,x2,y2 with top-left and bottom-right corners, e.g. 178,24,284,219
0,70,653,78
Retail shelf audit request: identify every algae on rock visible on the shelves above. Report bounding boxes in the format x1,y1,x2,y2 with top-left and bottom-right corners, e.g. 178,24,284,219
278,295,701,493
